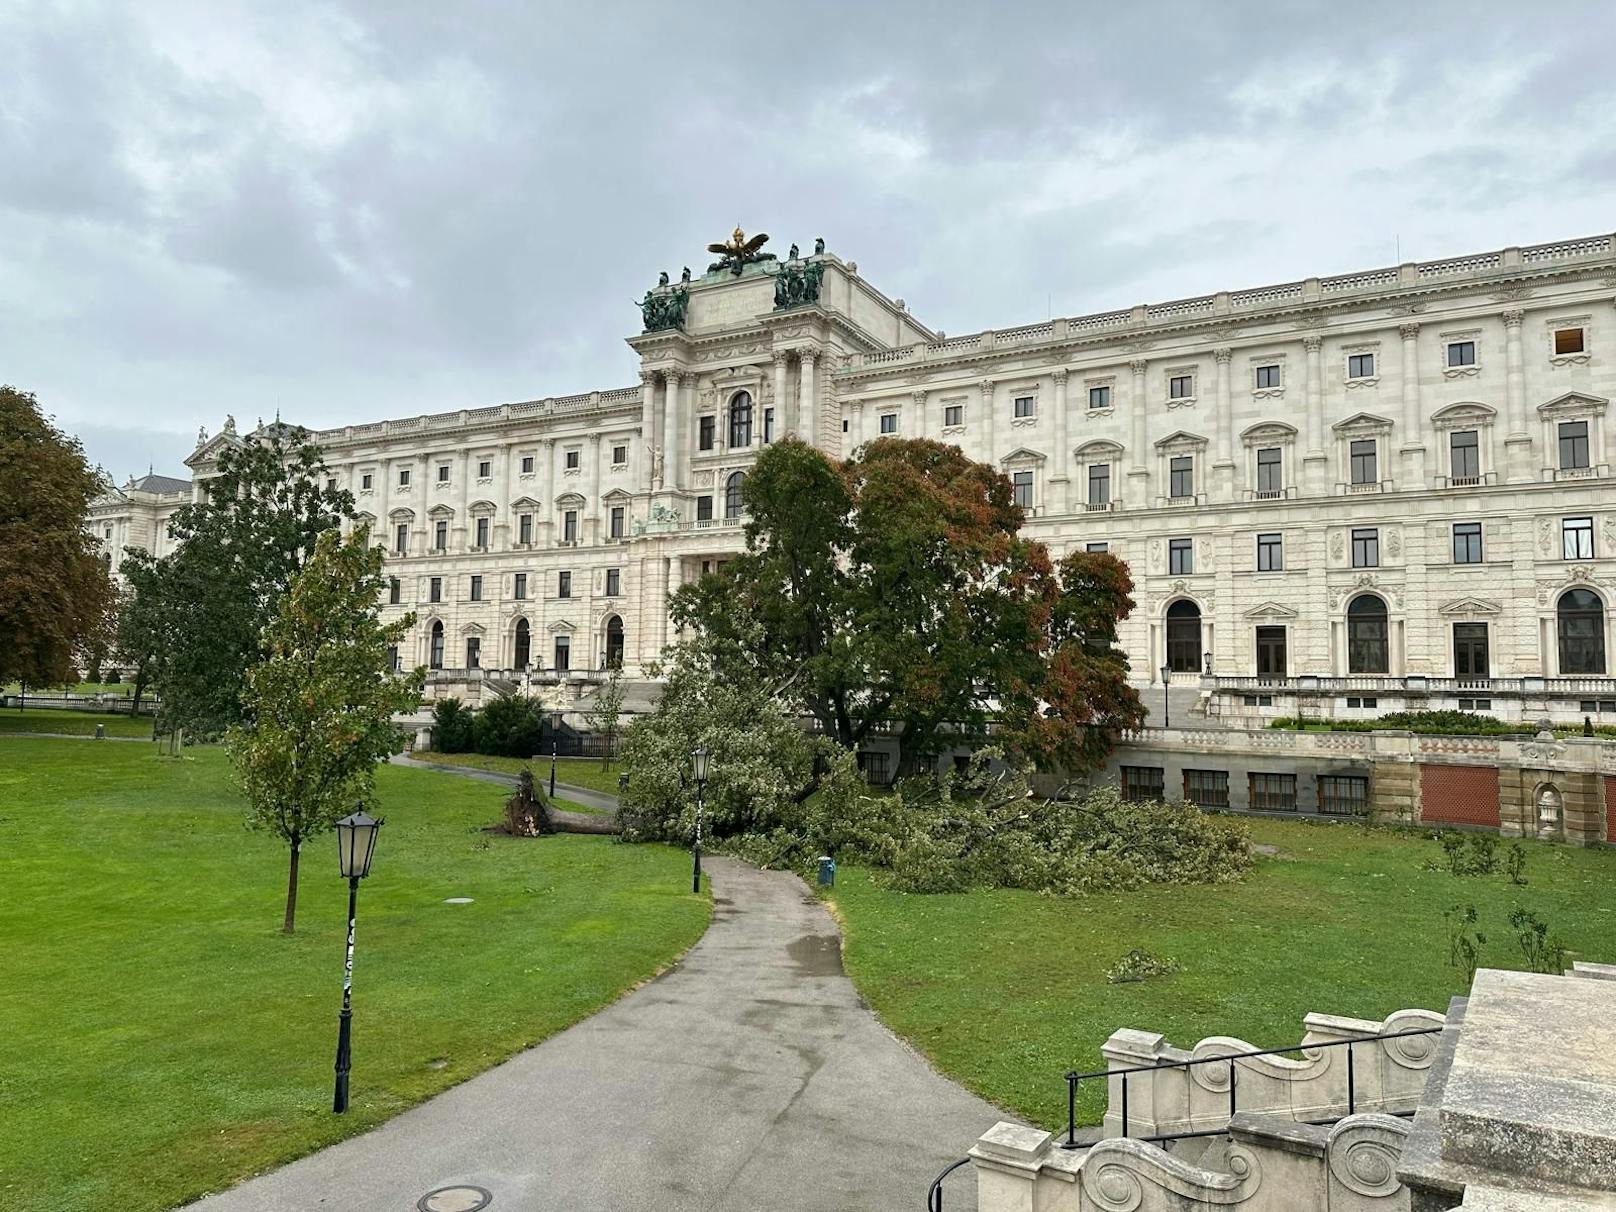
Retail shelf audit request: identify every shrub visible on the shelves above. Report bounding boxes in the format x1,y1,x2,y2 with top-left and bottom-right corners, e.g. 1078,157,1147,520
1508,907,1568,974
1271,710,1530,737
473,692,547,758
1106,949,1183,984
431,697,475,753
1435,831,1498,876
1443,904,1485,983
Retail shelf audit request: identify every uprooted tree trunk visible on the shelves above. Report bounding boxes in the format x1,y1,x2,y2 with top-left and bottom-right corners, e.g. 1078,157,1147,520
505,767,619,837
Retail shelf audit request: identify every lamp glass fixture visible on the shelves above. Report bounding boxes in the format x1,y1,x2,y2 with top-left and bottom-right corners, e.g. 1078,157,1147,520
336,809,383,880
691,745,711,783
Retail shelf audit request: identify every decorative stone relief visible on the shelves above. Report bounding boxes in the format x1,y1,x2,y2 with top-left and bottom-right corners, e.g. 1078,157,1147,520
1330,531,1345,561
1386,528,1401,560
1327,1118,1410,1199
1537,517,1554,557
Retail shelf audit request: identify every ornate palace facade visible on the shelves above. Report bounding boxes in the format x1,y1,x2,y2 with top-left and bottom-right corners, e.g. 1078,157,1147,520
98,229,1616,720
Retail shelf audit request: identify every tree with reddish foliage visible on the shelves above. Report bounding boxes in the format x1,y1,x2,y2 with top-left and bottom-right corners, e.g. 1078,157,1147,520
671,437,1143,777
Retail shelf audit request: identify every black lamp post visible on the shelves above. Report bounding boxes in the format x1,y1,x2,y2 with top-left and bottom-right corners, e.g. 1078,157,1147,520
690,745,710,894
332,808,382,1114
549,709,563,799
1160,664,1171,728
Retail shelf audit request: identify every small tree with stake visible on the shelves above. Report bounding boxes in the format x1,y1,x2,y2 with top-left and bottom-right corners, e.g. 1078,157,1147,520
229,527,425,932
584,665,627,770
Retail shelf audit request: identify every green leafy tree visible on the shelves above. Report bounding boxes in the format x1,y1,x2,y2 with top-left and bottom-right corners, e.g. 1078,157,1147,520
472,692,546,757
112,557,174,712
671,437,1143,777
584,665,627,768
431,698,475,753
124,425,353,736
228,526,424,932
0,386,114,685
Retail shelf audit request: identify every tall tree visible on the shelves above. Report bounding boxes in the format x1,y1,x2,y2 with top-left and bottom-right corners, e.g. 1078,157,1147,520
672,437,1143,776
228,526,425,933
126,425,353,735
0,386,114,685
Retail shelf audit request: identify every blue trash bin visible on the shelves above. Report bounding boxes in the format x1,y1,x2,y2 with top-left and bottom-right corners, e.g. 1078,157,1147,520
817,856,836,887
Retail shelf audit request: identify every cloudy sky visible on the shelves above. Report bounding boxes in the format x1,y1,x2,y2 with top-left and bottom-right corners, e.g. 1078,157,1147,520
5,0,1615,481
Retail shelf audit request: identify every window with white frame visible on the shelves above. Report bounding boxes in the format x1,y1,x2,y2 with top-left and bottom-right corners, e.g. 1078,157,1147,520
469,574,483,601
609,505,625,539
1087,463,1110,508
563,510,578,543
1351,528,1379,568
1563,516,1594,560
1347,352,1375,379
1013,395,1035,418
1169,537,1193,574
1450,430,1481,482
437,464,450,483
520,455,534,474
1256,532,1283,572
605,568,620,596
612,444,628,465
564,448,581,470
477,459,491,478
1254,364,1281,389
1453,522,1483,564
1256,447,1283,496
1088,384,1111,410
1350,439,1378,485
879,412,897,434
1559,421,1590,470
944,403,963,427
1012,470,1034,510
1168,373,1194,400
361,472,374,490
1446,340,1477,367
517,513,533,545
399,468,411,488
433,519,448,550
1169,456,1194,498
474,517,489,549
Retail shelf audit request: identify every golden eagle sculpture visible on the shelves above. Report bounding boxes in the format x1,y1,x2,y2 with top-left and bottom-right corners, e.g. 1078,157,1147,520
706,225,776,275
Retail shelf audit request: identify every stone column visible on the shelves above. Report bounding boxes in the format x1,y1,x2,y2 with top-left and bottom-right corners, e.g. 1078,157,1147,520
980,378,997,466
772,351,792,436
639,371,659,492
1302,336,1327,494
414,453,430,554
538,438,555,545
1049,370,1069,512
913,389,930,441
585,433,602,544
455,446,471,548
1398,322,1424,487
661,370,680,492
799,350,819,449
1502,309,1532,481
848,400,864,449
1128,359,1149,501
660,555,675,653
672,372,694,492
1212,348,1235,500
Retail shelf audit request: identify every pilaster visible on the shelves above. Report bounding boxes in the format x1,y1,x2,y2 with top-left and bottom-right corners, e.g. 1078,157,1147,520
1398,322,1425,488
1128,359,1150,498
1049,369,1070,512
639,371,659,492
1302,336,1328,494
772,351,792,437
1211,348,1236,500
1502,309,1533,481
798,350,819,450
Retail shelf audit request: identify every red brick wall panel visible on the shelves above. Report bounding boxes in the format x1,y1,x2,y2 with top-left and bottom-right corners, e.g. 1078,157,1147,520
1420,764,1501,828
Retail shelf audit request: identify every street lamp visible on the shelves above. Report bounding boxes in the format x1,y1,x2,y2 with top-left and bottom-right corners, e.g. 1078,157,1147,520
1160,664,1171,728
549,709,563,799
690,745,710,894
332,808,382,1115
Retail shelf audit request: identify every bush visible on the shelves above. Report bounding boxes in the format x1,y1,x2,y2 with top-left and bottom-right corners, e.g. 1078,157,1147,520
472,692,547,758
1106,949,1183,984
1271,709,1530,736
431,697,475,753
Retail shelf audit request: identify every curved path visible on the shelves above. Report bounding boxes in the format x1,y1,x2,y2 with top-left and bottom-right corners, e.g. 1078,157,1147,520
185,856,1003,1211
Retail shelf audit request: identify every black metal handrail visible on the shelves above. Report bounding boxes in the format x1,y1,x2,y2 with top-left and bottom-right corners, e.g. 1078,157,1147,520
925,1156,971,1211
1060,1025,1441,1148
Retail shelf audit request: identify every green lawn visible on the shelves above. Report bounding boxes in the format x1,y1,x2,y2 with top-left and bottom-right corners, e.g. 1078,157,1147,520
0,707,154,737
826,817,1616,1130
413,750,626,794
0,739,708,1212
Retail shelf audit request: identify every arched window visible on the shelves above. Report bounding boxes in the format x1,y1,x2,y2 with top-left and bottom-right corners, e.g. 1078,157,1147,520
724,471,747,518
729,391,753,448
1165,600,1201,674
1557,589,1606,675
513,618,531,671
429,620,445,670
605,615,625,669
1347,595,1388,674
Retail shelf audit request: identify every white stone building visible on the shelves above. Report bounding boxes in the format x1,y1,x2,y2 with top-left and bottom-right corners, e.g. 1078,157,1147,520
98,229,1616,720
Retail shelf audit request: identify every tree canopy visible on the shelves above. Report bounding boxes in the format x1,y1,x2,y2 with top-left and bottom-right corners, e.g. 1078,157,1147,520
0,386,114,685
670,437,1143,776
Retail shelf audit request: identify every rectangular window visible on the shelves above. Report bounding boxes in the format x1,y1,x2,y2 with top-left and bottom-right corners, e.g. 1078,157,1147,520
325,477,337,491
1120,766,1165,803
1256,532,1283,571
518,514,533,546
763,408,774,443
1446,340,1477,367
606,568,620,596
437,464,450,483
387,644,399,673
879,412,898,434
388,577,400,605
1088,384,1111,410
361,473,373,490
1086,542,1109,553
1555,327,1586,355
1563,516,1594,560
1453,522,1483,564
1087,463,1110,507
1169,537,1193,575
475,517,489,549
469,574,483,601
514,572,527,600
1184,769,1229,809
434,520,448,550
558,571,572,599
696,495,713,522
1256,447,1283,495
1249,773,1298,812
609,505,625,539
612,444,628,465
1351,527,1379,568
1350,439,1378,485
477,460,491,478
1012,470,1034,510
698,415,715,451
1013,395,1035,418
1168,374,1193,399
521,455,534,474
395,523,408,554
564,449,580,470
1254,364,1280,389
1169,455,1194,499
399,468,411,487
1559,420,1590,470
1319,775,1369,816
1450,429,1480,481
466,637,480,669
429,576,442,603
563,511,578,543
1347,352,1375,379
554,635,570,672
858,751,891,786
944,403,964,427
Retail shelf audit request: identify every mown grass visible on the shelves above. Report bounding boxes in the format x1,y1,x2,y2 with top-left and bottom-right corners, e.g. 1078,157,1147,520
0,708,154,737
825,816,1616,1129
0,739,707,1212
411,750,626,794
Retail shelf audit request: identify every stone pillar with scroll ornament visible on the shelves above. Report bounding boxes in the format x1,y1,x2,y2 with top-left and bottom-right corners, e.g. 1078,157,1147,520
1302,335,1328,494
798,349,819,451
1212,348,1235,500
772,350,792,437
1128,359,1150,500
1501,309,1532,481
1049,370,1070,512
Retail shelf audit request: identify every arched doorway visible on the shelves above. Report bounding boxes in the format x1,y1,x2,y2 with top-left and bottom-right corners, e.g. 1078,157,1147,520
1347,594,1388,674
513,618,531,671
429,620,445,670
1557,588,1606,674
604,615,625,669
1165,600,1201,674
